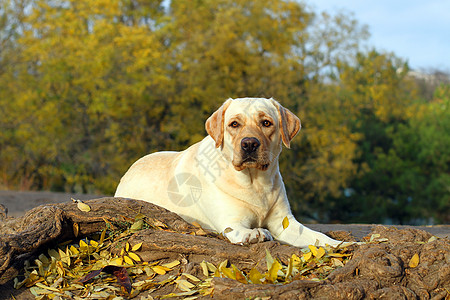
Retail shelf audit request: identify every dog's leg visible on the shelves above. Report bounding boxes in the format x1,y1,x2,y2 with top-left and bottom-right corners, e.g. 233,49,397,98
272,214,341,248
265,199,341,248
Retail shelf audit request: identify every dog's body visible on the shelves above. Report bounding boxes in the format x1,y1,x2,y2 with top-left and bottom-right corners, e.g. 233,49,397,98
115,98,340,247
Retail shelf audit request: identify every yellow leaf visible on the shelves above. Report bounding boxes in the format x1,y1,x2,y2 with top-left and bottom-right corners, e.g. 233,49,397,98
182,273,201,282
316,247,326,259
427,236,437,243
38,254,49,265
90,240,99,248
221,267,235,280
248,268,264,284
34,259,45,276
77,201,91,212
125,242,130,252
200,261,209,276
205,261,217,273
111,257,123,266
131,242,143,252
130,220,143,232
73,222,79,237
79,240,88,250
218,260,228,271
286,255,294,279
369,234,381,242
69,245,79,256
328,253,345,258
265,249,274,271
123,255,134,265
58,249,70,266
144,266,155,276
282,216,289,230
128,252,141,262
308,245,318,257
224,227,233,234
331,258,344,267
303,252,313,262
409,253,420,268
48,249,60,260
162,260,180,269
56,261,65,277
176,279,195,292
292,253,301,262
152,266,167,275
99,228,106,245
35,282,60,292
266,260,282,283
231,265,247,284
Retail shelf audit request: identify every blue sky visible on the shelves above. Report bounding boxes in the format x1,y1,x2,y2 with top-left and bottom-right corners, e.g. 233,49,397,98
309,0,450,71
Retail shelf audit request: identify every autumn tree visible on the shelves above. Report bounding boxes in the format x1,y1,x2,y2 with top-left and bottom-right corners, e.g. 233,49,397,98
1,0,445,224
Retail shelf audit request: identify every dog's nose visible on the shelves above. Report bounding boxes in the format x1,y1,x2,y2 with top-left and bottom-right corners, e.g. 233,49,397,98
241,137,260,153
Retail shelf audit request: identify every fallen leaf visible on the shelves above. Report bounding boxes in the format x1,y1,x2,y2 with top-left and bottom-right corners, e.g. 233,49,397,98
200,261,209,276
221,267,236,280
123,256,134,265
248,268,264,284
35,282,60,292
265,249,274,271
224,227,233,234
183,273,201,282
331,258,344,267
153,266,167,275
176,279,195,292
282,216,290,230
409,253,420,268
76,201,91,212
303,252,313,262
232,265,247,284
286,255,294,279
162,260,180,269
131,242,143,252
130,220,143,232
266,259,282,283
308,245,318,257
315,247,326,259
369,234,381,242
79,240,88,251
73,222,79,237
99,228,106,245
128,252,141,262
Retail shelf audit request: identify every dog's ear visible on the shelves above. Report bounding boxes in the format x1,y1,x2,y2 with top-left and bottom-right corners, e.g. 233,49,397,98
205,99,232,148
272,99,301,148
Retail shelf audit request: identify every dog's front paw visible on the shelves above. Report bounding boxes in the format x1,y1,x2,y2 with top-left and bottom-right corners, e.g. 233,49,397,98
242,228,273,244
223,227,273,244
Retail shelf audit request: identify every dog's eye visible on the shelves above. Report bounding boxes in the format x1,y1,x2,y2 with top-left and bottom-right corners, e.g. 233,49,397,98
229,121,240,128
262,120,272,127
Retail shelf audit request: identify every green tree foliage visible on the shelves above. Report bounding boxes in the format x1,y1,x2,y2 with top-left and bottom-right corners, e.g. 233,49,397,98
328,52,450,224
0,0,448,224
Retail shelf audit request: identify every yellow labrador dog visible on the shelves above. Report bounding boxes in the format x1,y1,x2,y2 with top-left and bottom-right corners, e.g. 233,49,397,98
115,98,340,247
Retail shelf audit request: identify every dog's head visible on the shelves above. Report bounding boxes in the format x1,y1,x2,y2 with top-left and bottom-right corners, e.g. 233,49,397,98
205,98,301,171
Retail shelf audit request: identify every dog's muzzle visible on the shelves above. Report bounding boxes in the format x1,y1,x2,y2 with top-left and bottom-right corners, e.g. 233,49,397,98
236,137,270,171
241,137,260,154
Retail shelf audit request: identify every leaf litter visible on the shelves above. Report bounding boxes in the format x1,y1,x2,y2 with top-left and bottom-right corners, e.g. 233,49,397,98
14,214,407,299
